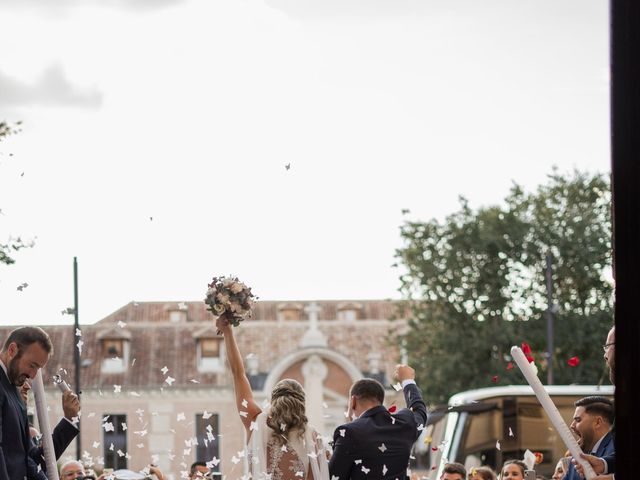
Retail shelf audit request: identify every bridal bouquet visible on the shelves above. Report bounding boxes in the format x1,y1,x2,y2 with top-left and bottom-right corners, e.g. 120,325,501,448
205,276,256,327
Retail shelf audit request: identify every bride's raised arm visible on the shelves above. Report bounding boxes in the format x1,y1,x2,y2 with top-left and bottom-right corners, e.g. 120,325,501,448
216,316,262,437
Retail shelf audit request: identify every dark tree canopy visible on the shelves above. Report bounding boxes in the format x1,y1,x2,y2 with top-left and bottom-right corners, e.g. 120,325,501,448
396,169,612,404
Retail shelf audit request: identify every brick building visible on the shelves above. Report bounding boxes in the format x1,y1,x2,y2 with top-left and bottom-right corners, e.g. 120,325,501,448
1,300,409,479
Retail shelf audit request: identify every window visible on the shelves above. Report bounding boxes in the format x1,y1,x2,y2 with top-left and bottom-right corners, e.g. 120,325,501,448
201,338,221,358
197,338,223,373
103,414,127,470
278,303,303,321
196,413,220,471
101,339,129,373
102,339,123,359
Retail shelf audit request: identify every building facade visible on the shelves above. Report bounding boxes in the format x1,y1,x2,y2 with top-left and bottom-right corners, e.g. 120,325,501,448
1,300,409,479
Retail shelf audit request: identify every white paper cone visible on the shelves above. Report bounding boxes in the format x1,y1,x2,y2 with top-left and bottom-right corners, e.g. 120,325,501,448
511,346,597,479
32,370,61,480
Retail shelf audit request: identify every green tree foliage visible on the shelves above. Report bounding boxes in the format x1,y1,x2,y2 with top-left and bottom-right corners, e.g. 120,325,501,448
1,120,31,266
396,170,612,404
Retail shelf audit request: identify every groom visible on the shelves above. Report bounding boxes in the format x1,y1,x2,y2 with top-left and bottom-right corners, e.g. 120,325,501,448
329,364,428,480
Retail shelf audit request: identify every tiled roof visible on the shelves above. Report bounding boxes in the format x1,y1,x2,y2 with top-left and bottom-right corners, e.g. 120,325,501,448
0,299,407,391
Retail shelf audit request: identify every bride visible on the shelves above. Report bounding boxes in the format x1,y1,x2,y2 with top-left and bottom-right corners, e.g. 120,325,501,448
216,317,330,480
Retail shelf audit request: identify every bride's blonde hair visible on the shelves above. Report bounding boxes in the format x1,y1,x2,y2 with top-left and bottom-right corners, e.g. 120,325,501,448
267,379,308,441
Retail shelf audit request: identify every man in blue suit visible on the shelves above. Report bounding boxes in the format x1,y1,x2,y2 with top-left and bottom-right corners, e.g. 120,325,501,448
329,364,428,480
0,327,53,480
564,396,615,480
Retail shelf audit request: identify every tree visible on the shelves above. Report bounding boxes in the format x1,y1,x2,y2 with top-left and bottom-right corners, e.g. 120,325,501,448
396,169,612,404
0,120,32,266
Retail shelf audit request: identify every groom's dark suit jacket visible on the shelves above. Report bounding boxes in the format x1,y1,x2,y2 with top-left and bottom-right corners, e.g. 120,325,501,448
329,383,428,480
0,366,37,480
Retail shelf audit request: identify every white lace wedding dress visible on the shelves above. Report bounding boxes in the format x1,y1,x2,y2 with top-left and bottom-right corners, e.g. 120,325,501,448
248,412,330,480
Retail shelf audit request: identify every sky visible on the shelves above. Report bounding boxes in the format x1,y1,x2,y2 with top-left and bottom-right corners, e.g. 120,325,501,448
0,0,610,326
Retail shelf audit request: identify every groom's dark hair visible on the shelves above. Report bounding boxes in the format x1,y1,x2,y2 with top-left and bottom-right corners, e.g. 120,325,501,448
350,378,385,404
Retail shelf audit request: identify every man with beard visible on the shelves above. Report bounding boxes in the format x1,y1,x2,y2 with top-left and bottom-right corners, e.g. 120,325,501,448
564,396,614,480
0,326,53,480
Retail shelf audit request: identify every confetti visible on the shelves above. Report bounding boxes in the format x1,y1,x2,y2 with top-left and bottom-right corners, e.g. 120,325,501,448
506,362,514,370
567,356,580,367
117,321,126,328
281,445,288,452
392,383,402,392
382,465,388,476
177,412,186,422
491,375,499,383
231,456,240,465
77,340,84,355
388,404,397,413
92,442,100,448
339,429,346,437
113,385,121,393
496,440,501,450
239,411,248,418
161,366,169,375
103,422,114,432
164,376,175,386
361,466,370,474
190,379,200,384
242,399,248,408
509,427,514,437
249,421,258,431
75,328,82,337
285,163,291,170
378,443,387,453
16,282,28,291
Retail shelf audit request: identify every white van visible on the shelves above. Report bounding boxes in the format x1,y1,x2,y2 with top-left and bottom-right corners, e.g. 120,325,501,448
413,385,614,479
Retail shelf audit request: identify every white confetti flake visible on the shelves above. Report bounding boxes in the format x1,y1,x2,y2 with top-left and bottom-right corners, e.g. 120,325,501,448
190,379,200,383
231,456,240,465
496,440,501,450
77,340,84,355
121,423,127,431
391,417,396,425
339,429,346,437
131,358,136,366
417,423,425,431
242,399,248,408
87,412,96,418
361,466,370,474
103,422,114,432
378,443,387,453
332,477,340,480
202,411,212,420
354,460,362,465
280,423,286,432
109,443,114,451
117,321,126,328
392,383,402,391
183,448,191,455
295,472,303,477
113,385,121,393
75,328,82,337
134,429,148,437
92,441,100,448
509,427,514,437
136,443,144,448
250,421,258,431
281,445,288,452
177,412,186,422
207,457,220,468
382,465,388,476
161,366,169,375
239,411,248,418
164,376,175,386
